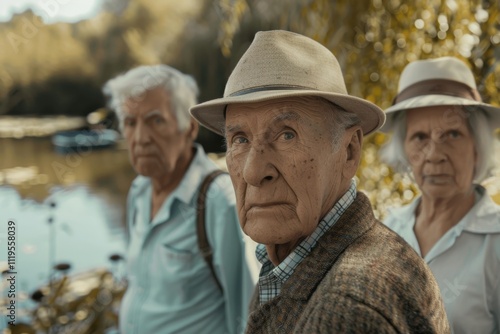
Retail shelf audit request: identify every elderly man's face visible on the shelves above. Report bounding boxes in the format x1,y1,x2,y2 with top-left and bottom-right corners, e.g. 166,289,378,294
225,97,359,248
404,106,477,200
122,87,195,180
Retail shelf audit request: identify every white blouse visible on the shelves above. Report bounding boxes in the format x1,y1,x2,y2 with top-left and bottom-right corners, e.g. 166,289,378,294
384,185,500,334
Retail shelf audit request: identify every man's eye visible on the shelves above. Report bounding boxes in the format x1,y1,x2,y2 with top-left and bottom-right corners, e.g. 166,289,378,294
448,130,461,138
282,132,295,140
124,119,136,127
232,136,249,144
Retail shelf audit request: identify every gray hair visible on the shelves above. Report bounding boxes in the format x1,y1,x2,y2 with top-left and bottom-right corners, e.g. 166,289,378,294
323,99,362,151
103,64,199,131
380,106,497,182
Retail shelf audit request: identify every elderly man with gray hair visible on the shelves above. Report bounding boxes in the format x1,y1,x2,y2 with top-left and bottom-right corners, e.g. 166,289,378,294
104,65,254,334
190,30,450,333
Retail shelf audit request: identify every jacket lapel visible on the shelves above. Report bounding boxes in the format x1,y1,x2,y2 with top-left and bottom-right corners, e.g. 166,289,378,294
282,192,376,300
247,192,377,333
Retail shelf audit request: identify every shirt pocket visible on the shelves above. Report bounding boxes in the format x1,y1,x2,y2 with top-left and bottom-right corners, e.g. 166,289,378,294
152,244,199,304
158,244,195,275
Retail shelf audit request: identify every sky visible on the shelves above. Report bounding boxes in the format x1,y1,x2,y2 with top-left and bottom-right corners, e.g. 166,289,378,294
0,0,104,24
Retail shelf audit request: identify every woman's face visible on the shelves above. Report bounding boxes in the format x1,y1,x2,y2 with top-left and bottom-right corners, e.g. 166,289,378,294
404,106,477,200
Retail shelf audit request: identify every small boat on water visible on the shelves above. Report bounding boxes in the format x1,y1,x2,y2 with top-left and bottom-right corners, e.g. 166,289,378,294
52,129,120,153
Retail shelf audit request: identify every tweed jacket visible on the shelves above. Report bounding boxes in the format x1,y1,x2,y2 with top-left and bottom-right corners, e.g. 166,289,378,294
246,192,450,334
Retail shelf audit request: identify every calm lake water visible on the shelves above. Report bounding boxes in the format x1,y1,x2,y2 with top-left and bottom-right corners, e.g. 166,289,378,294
0,136,137,326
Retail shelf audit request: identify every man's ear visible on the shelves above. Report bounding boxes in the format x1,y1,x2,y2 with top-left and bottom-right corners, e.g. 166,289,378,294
187,118,199,141
342,126,363,179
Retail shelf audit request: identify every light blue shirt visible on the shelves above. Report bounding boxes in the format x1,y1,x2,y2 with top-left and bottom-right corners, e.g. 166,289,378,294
384,185,500,334
119,144,254,334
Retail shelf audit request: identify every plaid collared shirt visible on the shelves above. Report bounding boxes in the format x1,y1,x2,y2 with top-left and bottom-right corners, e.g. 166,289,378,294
255,180,357,304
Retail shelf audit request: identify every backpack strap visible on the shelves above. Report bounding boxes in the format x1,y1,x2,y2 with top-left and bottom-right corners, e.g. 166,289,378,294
196,170,227,293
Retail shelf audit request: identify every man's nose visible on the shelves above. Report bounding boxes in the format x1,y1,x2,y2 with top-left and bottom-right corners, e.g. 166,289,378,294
242,145,278,187
134,122,151,144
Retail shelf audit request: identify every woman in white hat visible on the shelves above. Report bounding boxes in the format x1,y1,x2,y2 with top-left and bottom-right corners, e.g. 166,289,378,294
380,56,500,334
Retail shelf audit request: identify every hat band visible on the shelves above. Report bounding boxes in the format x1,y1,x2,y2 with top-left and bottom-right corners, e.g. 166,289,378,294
393,79,482,105
228,85,311,97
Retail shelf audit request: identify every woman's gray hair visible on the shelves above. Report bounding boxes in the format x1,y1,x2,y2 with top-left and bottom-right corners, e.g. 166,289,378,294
380,106,497,182
103,64,199,131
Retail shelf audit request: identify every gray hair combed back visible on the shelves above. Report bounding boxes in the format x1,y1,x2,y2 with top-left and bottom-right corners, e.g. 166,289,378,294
379,106,497,182
103,64,199,131
325,100,361,150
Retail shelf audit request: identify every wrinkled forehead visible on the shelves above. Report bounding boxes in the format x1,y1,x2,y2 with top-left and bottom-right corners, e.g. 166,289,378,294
225,97,332,129
405,105,471,130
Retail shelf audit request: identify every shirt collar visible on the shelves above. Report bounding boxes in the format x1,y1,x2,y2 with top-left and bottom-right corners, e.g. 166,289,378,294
257,180,358,282
462,185,500,233
131,143,218,225
173,143,215,206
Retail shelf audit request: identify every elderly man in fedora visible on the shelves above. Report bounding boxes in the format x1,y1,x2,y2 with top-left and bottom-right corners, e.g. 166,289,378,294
190,30,450,333
380,57,500,334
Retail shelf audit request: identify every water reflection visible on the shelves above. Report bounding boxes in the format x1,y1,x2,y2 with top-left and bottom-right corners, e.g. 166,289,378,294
0,136,136,328
0,185,129,326
0,137,135,204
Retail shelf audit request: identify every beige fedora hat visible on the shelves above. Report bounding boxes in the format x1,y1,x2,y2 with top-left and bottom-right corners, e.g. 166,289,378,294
190,30,385,136
382,56,500,132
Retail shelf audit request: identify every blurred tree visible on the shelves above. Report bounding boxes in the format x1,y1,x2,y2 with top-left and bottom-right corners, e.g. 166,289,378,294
0,5,212,97
6,76,105,117
0,11,97,115
170,0,286,152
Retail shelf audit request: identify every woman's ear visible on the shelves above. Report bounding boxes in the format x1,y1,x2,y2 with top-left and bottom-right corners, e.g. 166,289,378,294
342,126,363,179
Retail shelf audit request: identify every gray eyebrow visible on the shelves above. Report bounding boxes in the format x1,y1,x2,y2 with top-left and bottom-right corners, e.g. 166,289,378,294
143,109,163,119
272,111,301,123
122,109,163,120
225,124,242,135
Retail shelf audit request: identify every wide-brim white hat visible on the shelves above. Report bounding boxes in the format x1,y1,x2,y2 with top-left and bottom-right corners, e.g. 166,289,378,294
381,56,500,132
190,30,385,136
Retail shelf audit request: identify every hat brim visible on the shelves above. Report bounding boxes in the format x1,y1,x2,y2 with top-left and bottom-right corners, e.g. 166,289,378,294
190,89,386,136
381,94,500,132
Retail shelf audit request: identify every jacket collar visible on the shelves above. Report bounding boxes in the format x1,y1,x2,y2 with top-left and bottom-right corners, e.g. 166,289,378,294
387,184,500,234
246,192,377,332
280,192,376,301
